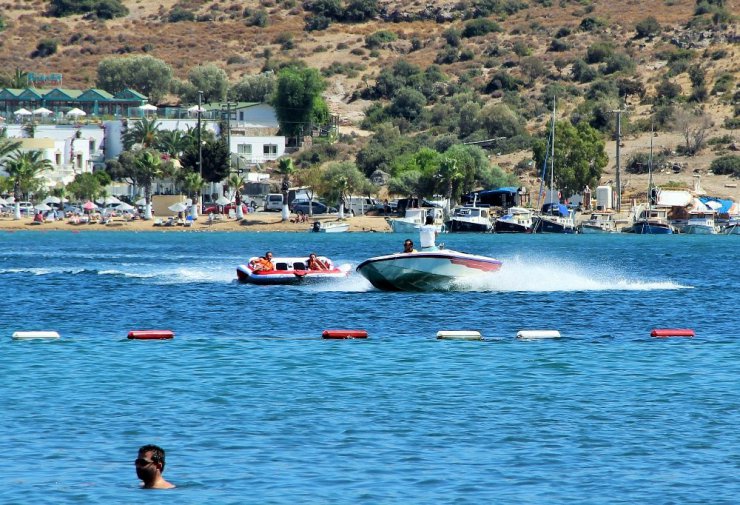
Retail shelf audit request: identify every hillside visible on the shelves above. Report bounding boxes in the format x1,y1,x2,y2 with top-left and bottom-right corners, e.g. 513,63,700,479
1,0,738,200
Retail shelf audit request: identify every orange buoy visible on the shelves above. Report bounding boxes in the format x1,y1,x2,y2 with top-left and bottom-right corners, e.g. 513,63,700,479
322,329,368,340
651,328,695,338
128,330,174,340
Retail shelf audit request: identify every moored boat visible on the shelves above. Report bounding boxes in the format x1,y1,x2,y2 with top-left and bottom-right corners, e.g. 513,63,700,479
682,210,718,234
311,221,349,233
494,207,534,233
387,207,446,234
236,256,350,285
446,204,492,233
623,207,674,234
356,249,502,291
578,211,617,234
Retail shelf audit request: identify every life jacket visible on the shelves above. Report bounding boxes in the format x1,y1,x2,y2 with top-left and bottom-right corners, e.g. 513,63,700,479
253,258,274,271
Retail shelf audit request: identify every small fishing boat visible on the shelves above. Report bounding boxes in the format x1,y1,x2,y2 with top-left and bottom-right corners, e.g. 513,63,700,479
494,207,534,233
682,210,718,234
723,216,740,235
623,207,674,234
236,256,351,285
578,212,617,234
311,221,349,233
387,207,446,234
446,204,492,233
356,249,503,291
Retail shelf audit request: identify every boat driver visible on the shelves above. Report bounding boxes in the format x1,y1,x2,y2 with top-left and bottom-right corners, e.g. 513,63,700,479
251,251,274,271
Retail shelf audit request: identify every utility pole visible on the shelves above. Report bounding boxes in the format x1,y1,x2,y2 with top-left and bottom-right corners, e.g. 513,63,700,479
196,90,203,218
609,104,629,212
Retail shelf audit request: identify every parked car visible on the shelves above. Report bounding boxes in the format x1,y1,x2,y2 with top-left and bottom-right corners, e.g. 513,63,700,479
16,201,35,215
290,200,337,215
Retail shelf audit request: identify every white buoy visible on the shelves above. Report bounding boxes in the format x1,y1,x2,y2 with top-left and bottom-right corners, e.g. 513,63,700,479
12,331,61,339
437,330,483,341
516,330,561,340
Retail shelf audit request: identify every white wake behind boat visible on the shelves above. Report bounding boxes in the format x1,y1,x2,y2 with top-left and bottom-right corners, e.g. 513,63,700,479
236,256,351,285
356,249,503,291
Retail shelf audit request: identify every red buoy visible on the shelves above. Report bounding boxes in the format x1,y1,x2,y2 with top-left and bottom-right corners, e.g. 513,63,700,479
322,329,368,340
128,330,175,340
651,328,695,338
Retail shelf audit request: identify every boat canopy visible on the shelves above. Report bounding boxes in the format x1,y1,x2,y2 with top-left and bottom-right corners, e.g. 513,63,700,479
541,202,569,216
465,187,519,207
699,196,737,215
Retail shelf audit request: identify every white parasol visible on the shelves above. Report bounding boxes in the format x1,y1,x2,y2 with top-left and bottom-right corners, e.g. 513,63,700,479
215,195,232,206
35,203,52,211
188,105,205,113
14,108,32,116
138,104,158,111
66,108,87,117
134,197,147,206
168,202,189,213
96,195,122,205
33,107,53,116
115,202,135,211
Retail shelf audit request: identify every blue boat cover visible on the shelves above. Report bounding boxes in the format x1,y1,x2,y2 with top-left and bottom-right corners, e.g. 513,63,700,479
541,202,569,216
699,196,734,214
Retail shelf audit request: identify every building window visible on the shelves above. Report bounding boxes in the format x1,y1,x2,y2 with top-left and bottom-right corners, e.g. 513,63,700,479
263,144,277,157
55,153,62,165
237,144,252,155
89,139,96,152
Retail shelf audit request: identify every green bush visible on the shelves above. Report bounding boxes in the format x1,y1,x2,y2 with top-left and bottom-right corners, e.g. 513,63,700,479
586,42,613,64
168,7,195,22
580,17,606,32
635,16,661,38
365,30,397,49
49,0,128,18
626,151,668,174
712,72,734,95
0,15,5,32
571,59,597,83
304,14,329,31
601,53,635,74
462,18,502,38
548,39,569,52
709,155,740,177
32,39,58,58
344,0,378,22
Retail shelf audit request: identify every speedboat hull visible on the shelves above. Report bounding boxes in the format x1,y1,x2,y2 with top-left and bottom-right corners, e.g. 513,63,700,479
356,250,502,291
624,221,674,234
237,256,350,285
447,219,492,233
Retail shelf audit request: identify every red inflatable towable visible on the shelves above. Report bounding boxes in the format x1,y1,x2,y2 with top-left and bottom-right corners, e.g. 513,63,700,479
650,328,695,338
128,330,175,340
322,329,368,340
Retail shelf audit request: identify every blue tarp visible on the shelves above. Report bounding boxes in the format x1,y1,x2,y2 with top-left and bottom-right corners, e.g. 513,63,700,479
541,202,569,216
699,196,734,214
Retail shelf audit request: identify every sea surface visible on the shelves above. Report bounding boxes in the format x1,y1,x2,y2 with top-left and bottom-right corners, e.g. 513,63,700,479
1,230,738,504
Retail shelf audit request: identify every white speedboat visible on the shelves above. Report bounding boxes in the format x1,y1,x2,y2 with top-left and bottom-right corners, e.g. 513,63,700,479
311,221,349,233
446,205,492,233
236,256,350,285
356,250,503,291
723,216,740,235
387,207,446,234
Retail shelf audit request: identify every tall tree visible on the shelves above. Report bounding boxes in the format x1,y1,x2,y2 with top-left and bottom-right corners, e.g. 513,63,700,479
97,56,173,103
533,120,607,198
5,151,52,218
272,67,328,139
188,64,228,104
134,149,163,219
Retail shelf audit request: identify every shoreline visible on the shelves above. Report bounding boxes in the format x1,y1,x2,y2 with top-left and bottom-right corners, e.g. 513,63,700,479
0,212,393,233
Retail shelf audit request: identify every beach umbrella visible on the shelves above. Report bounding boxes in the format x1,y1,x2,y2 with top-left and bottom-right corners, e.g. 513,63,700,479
187,105,205,113
32,107,53,116
168,202,189,213
115,202,135,211
138,104,157,111
83,201,97,211
96,195,121,205
0,197,7,205
35,203,51,211
14,108,32,116
134,197,147,206
215,195,232,206
66,108,87,117
43,196,61,205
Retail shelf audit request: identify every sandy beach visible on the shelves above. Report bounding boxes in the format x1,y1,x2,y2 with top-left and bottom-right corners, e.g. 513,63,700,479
0,211,393,233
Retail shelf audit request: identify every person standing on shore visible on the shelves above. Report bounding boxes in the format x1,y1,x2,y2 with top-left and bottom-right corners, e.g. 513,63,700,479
135,444,175,489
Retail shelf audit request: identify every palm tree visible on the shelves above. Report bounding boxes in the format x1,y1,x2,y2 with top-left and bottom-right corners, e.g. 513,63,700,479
0,136,22,161
180,171,204,217
226,173,246,219
438,157,463,210
134,149,163,219
276,157,295,221
123,117,162,150
9,68,29,88
5,151,52,219
156,129,188,159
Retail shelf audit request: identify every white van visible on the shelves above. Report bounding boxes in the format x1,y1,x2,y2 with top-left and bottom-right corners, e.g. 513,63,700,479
264,193,284,212
345,195,380,216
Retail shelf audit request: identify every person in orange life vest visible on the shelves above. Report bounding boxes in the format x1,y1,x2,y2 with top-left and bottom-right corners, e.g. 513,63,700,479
307,252,327,270
251,251,274,271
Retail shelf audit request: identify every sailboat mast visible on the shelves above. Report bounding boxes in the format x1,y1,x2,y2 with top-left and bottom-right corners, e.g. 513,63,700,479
549,99,556,207
648,126,654,211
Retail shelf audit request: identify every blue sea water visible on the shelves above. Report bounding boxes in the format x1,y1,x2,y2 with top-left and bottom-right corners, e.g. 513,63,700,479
0,230,738,504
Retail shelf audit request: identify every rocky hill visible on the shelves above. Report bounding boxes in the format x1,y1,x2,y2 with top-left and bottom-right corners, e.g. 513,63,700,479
1,0,738,199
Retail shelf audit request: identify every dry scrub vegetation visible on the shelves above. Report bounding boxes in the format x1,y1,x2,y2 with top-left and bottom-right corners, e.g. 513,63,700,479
0,0,738,198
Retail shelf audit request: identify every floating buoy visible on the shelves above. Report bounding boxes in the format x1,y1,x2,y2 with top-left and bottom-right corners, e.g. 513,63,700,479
436,330,482,341
516,330,561,340
12,331,60,339
127,330,174,340
322,329,368,339
651,328,695,338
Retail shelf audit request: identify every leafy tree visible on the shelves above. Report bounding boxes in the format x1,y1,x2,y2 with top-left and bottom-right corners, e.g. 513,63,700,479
321,161,373,213
133,149,163,218
179,171,204,203
532,120,607,198
388,170,423,199
188,64,229,104
709,155,740,177
97,56,173,103
228,73,276,102
156,129,188,159
168,6,195,22
122,117,161,150
272,67,327,138
586,42,614,64
66,172,107,201
32,39,58,58
355,123,417,176
49,0,128,18
389,87,426,121
571,59,597,83
478,103,524,139
462,18,502,38
0,136,21,163
345,0,379,22
180,137,230,183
